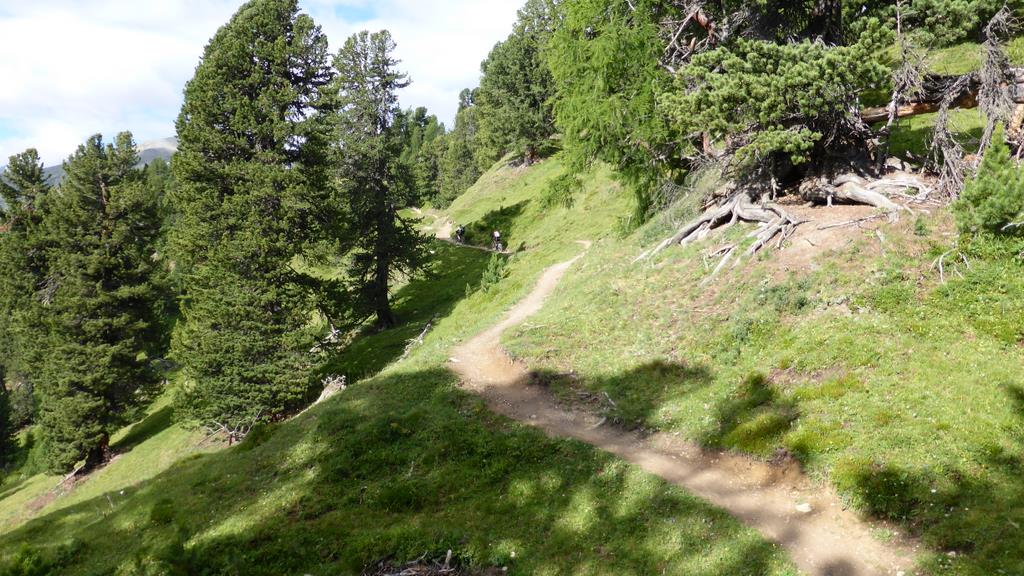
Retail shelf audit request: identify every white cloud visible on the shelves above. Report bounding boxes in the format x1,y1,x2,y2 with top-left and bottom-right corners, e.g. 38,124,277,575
0,0,522,166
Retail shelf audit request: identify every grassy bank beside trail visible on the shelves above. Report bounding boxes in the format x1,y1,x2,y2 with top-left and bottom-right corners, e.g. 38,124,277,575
0,156,797,576
504,202,1024,575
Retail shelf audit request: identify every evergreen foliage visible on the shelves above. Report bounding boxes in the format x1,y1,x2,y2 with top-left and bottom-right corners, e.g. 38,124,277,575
171,0,337,429
333,30,428,328
955,138,1024,235
0,149,52,441
437,90,482,207
660,21,891,169
0,371,11,466
547,0,684,217
475,0,560,167
34,133,166,472
396,107,446,204
854,0,1023,45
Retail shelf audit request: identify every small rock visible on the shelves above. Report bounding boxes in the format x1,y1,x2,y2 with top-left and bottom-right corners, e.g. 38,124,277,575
796,502,813,514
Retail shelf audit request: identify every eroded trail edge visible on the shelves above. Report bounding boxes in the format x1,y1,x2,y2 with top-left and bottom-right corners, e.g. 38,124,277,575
448,245,919,576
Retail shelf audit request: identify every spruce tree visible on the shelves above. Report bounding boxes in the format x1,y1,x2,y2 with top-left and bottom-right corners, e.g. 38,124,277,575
35,133,165,472
396,107,446,203
171,0,337,429
333,30,428,329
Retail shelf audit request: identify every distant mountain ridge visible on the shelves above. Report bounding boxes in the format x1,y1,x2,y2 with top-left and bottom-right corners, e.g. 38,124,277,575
37,137,178,185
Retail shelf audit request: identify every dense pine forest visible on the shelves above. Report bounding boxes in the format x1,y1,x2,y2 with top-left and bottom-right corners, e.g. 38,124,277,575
1,0,1023,575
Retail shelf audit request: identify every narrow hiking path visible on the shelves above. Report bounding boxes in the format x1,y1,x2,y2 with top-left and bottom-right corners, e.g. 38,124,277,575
447,243,920,576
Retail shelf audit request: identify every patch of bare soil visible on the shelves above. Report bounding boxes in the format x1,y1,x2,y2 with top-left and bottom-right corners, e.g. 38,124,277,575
449,246,921,576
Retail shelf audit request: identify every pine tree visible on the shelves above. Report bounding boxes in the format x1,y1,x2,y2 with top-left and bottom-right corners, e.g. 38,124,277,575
437,90,482,207
333,30,428,328
396,107,446,203
955,138,1024,235
171,0,337,429
34,133,165,472
0,149,52,427
475,0,559,167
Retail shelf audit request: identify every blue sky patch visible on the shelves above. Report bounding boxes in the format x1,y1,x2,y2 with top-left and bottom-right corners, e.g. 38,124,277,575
331,3,377,22
0,119,19,141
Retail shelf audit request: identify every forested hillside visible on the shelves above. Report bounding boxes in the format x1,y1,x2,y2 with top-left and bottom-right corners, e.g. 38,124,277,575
1,0,1023,575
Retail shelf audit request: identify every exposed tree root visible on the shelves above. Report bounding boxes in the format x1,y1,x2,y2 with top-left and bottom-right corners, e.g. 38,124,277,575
637,169,929,265
638,193,801,262
799,175,901,212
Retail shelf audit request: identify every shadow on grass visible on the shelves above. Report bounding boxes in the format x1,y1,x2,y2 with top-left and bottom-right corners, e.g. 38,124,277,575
0,431,39,501
829,383,1024,575
111,406,174,454
534,363,800,458
0,368,795,576
700,373,799,457
462,201,529,249
322,241,492,382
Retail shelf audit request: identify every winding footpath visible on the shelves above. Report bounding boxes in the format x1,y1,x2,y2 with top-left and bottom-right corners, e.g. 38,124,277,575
447,243,919,576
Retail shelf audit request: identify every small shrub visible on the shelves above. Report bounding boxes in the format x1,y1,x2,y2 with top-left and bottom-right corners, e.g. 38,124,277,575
758,279,813,313
236,422,273,452
954,139,1024,237
832,457,924,521
913,215,929,237
479,254,508,293
540,173,582,210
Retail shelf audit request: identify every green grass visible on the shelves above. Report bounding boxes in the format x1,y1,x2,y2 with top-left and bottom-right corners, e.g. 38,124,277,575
925,36,1024,76
506,203,1024,575
0,155,797,576
0,393,214,533
886,108,987,159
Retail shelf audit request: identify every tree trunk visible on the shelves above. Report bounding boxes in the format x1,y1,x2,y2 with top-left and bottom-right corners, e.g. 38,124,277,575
373,267,396,329
84,433,110,471
373,199,397,329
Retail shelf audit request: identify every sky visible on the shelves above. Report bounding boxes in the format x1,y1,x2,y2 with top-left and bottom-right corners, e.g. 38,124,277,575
0,0,524,166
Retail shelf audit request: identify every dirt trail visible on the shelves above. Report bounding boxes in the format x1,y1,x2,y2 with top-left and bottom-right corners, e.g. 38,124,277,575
448,243,919,576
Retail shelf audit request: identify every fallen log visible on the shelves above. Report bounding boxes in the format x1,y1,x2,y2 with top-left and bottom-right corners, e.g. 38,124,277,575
861,68,1024,123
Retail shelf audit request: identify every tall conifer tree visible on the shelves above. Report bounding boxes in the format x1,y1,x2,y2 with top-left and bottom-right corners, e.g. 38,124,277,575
0,149,52,429
35,133,165,472
333,30,427,328
171,0,337,428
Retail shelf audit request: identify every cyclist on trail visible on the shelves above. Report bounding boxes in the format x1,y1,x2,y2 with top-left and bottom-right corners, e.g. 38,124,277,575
454,224,465,244
492,230,503,252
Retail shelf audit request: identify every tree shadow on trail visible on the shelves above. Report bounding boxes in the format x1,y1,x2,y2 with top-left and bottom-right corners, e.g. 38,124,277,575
0,368,795,576
529,360,715,431
322,241,492,382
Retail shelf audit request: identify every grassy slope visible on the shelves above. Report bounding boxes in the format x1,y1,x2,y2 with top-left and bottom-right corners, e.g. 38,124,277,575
0,157,796,576
504,205,1024,574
